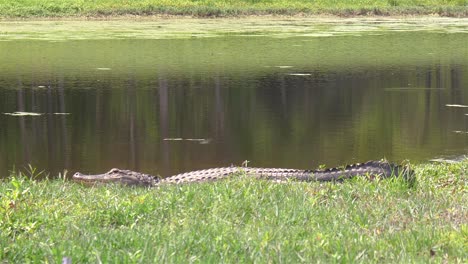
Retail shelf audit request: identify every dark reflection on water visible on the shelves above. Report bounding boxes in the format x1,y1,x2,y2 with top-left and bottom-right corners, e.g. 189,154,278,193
0,33,467,178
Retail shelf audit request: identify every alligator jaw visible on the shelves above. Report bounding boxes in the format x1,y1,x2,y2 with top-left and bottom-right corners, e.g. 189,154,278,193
72,169,129,185
72,168,159,187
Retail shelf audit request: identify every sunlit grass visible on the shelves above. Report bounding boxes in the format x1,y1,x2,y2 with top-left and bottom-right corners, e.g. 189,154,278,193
0,0,467,17
0,161,466,262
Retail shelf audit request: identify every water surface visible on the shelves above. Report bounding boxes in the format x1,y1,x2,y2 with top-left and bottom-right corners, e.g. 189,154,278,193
0,18,467,177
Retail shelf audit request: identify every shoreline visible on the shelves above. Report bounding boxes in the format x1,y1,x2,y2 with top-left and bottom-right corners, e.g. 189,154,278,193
1,13,467,22
1,7,467,20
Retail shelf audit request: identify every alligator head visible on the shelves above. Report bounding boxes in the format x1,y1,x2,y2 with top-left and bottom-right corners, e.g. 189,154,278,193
72,168,160,187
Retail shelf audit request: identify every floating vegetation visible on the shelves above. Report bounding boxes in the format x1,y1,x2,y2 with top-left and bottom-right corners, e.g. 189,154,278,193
1,18,467,42
164,138,212,144
453,130,468,134
275,66,293,69
299,33,335,37
3,112,70,116
288,73,311,76
31,85,53,90
446,104,468,108
96,68,111,71
3,111,43,116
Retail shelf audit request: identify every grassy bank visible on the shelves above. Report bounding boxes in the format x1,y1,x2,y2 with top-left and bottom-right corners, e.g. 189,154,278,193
0,0,467,18
0,162,466,262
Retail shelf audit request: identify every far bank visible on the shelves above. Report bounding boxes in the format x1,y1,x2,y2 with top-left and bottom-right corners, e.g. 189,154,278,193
0,0,467,18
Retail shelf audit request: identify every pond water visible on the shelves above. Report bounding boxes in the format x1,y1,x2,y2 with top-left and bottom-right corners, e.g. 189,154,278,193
0,18,467,178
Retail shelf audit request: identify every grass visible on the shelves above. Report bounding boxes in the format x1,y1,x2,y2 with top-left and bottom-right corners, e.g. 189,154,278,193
0,161,466,262
0,0,467,18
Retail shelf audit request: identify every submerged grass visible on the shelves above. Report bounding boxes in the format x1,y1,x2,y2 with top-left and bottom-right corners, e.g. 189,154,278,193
0,161,467,262
0,0,467,18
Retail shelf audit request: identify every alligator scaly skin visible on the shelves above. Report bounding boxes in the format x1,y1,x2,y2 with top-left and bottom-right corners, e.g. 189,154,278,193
73,160,412,187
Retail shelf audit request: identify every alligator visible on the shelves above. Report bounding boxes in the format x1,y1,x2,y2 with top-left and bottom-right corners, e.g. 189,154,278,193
72,160,414,187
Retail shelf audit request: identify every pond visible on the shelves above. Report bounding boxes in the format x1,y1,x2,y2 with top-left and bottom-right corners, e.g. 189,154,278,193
0,18,467,178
